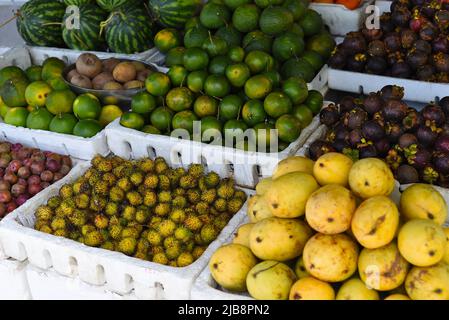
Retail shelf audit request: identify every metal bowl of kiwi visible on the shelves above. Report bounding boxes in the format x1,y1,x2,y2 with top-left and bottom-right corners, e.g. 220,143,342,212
63,54,158,109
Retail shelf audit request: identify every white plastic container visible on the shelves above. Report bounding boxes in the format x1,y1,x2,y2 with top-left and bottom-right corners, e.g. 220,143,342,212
310,0,374,36
0,258,31,300
328,68,449,103
375,0,391,14
0,161,253,300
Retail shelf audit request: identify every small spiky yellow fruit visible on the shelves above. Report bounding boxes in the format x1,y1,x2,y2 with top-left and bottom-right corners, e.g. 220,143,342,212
39,225,53,234
158,191,172,203
68,231,81,240
158,219,177,237
166,246,182,260
118,237,137,255
109,215,120,226
227,198,244,214
195,202,210,215
180,175,197,189
102,172,117,187
88,172,101,186
84,167,97,179
117,177,132,192
143,190,157,207
54,229,68,237
74,193,90,209
121,227,140,239
98,159,113,172
137,238,150,253
136,208,150,224
109,186,125,202
149,216,162,229
59,184,73,199
175,226,192,242
173,188,186,196
153,253,169,265
130,171,144,186
233,190,247,201
184,215,203,232
155,159,169,174
94,215,109,229
217,180,235,199
151,246,165,255
105,202,119,216
214,214,231,230
213,198,227,212
47,196,61,209
164,236,180,249
36,205,53,220
155,203,171,217
205,172,220,187
198,214,213,225
201,224,219,244
192,246,206,259
101,241,115,251
81,224,95,236
147,229,163,246
91,155,103,168
94,180,109,196
170,208,186,224
172,195,187,208
201,189,217,204
138,158,154,172
185,240,195,252
89,196,107,212
60,198,75,216
144,174,159,189
177,253,194,267
198,177,208,191
34,218,50,230
187,189,201,204
122,205,136,221
158,175,171,190
109,224,123,240
84,231,104,247
188,164,204,178
126,191,143,206
68,210,87,227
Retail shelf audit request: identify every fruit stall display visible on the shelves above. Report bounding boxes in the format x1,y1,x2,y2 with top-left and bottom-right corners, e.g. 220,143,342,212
0,141,73,218
204,154,449,300
312,0,362,10
306,85,449,188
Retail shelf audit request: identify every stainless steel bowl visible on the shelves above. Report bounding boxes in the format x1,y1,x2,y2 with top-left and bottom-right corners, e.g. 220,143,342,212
62,59,157,110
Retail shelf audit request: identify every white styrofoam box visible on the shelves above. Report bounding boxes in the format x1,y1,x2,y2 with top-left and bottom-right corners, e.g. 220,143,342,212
0,258,31,300
26,265,139,300
0,161,253,299
310,0,374,36
307,65,328,91
105,111,325,188
375,0,391,14
328,68,449,103
0,46,31,69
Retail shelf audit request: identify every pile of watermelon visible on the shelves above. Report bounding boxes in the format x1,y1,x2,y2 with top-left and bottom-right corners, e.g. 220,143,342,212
15,0,201,54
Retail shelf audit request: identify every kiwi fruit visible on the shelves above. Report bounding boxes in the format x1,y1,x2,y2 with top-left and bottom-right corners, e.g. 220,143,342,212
137,69,153,82
102,58,121,73
92,72,114,90
76,53,102,78
71,74,93,89
124,80,144,89
112,62,137,83
132,61,146,72
67,69,80,82
103,81,123,90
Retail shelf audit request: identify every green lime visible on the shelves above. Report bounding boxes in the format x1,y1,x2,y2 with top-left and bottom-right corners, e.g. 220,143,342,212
224,119,248,144
187,70,208,93
4,107,29,127
254,0,284,8
142,125,161,134
225,63,251,87
184,26,209,49
131,92,156,114
120,112,145,130
289,23,304,37
0,78,29,108
283,0,308,21
224,0,251,9
281,58,315,82
306,32,336,59
242,99,266,126
282,77,308,104
168,65,188,87
232,4,260,33
263,70,281,88
145,72,171,96
0,66,27,87
25,66,43,82
183,48,210,71
151,107,173,132
209,55,232,75
292,104,313,128
47,76,69,91
253,122,276,151
25,81,52,107
244,50,274,74
301,50,324,72
242,30,273,53
49,113,78,134
165,47,186,67
276,114,301,142
244,74,272,100
215,25,242,47
228,46,245,63
41,57,65,81
264,92,292,118
166,87,194,112
305,90,324,114
259,6,294,36
201,116,223,143
200,3,231,29
193,95,219,118
219,95,243,121
73,119,102,138
272,32,305,62
0,101,10,118
45,89,76,115
172,110,199,134
185,17,201,30
204,75,230,97
98,105,123,127
73,93,101,120
26,107,53,130
154,28,181,53
202,36,228,57
300,9,323,37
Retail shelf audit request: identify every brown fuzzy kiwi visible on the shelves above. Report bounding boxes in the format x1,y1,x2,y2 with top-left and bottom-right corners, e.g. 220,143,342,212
137,69,153,82
132,61,146,72
70,74,93,89
124,80,144,89
67,69,80,82
102,58,120,73
76,53,102,78
112,62,137,83
103,81,123,90
92,72,114,90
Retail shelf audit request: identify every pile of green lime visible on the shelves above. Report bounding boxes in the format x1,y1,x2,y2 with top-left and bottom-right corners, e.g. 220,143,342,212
0,57,123,138
120,0,333,152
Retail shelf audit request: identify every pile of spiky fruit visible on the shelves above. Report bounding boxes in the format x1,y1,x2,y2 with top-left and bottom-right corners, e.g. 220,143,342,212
0,141,72,217
309,85,449,187
209,154,449,300
330,0,449,82
0,57,123,138
67,53,154,91
33,155,247,267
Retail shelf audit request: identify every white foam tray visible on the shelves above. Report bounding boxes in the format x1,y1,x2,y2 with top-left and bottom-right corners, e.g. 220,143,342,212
375,0,391,14
310,0,374,36
328,68,449,103
105,110,325,189
0,258,31,300
0,160,253,300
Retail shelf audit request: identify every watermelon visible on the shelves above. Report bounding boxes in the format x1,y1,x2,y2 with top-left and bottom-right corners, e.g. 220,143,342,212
16,0,66,47
149,0,202,29
96,0,139,11
63,0,96,5
104,4,154,54
62,4,108,51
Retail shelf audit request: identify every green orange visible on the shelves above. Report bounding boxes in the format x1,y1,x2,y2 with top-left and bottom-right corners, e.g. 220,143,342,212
264,92,292,118
0,78,29,107
172,110,199,134
4,107,29,127
167,65,188,87
120,112,145,130
45,89,76,115
26,107,53,130
193,95,219,118
292,104,313,128
244,50,274,74
187,70,208,93
263,70,281,88
49,113,78,134
282,77,308,105
0,66,27,87
209,55,232,75
225,63,251,88
276,114,301,142
305,90,324,114
204,75,230,97
165,47,186,67
25,81,52,107
73,119,102,138
202,36,228,57
25,66,43,82
242,99,266,126
142,125,161,134
98,105,123,127
183,47,210,71
228,46,245,63
151,107,173,132
201,116,223,143
154,28,181,53
131,92,156,114
166,87,194,112
73,93,101,120
219,94,243,121
244,74,272,100
145,72,171,96
41,57,65,81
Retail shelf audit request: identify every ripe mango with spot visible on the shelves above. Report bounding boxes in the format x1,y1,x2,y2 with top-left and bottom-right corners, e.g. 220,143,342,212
272,156,314,179
336,278,380,300
255,177,273,195
232,223,254,248
247,195,272,223
289,277,335,300
405,263,449,300
313,152,353,186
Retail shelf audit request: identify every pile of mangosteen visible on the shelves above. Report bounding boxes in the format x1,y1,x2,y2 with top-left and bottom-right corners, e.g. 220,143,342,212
330,0,449,82
309,85,449,187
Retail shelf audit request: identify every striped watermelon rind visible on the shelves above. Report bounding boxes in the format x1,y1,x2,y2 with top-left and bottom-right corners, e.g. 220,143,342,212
104,4,154,54
149,0,202,29
63,0,96,5
96,0,139,12
62,3,108,51
16,0,66,47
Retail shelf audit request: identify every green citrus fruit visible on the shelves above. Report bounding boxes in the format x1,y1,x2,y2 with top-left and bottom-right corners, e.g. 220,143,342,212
49,113,78,134
73,93,101,120
244,50,274,74
0,100,10,118
25,66,43,82
232,4,260,33
151,107,173,132
228,46,245,63
200,3,231,29
282,77,308,104
290,23,304,37
204,75,230,97
73,119,102,138
264,91,292,118
193,95,219,118
209,55,232,76
301,50,324,71
4,107,29,127
26,107,53,130
259,6,294,36
0,66,27,87
242,30,273,53
225,63,251,87
131,92,156,114
142,125,161,134
120,112,145,130
154,28,181,53
305,90,324,114
47,76,69,91
202,36,228,57
172,110,199,134
185,17,201,30
219,95,243,121
187,70,208,93
272,32,305,62
254,122,276,151
184,26,209,49
165,47,186,67
281,58,315,82
283,0,308,21
244,74,272,99
263,70,281,88
224,0,251,9
215,25,242,47
224,119,248,144
145,72,171,96
166,87,194,112
292,104,313,128
45,89,76,115
0,78,29,107
183,48,210,71
41,57,65,81
300,9,323,37
306,32,336,59
98,105,123,127
201,116,223,142
25,81,52,107
276,114,301,142
168,65,188,87
242,99,266,126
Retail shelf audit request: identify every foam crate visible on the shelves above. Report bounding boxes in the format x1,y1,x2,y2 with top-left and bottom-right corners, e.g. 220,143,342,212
0,258,31,300
0,161,253,300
